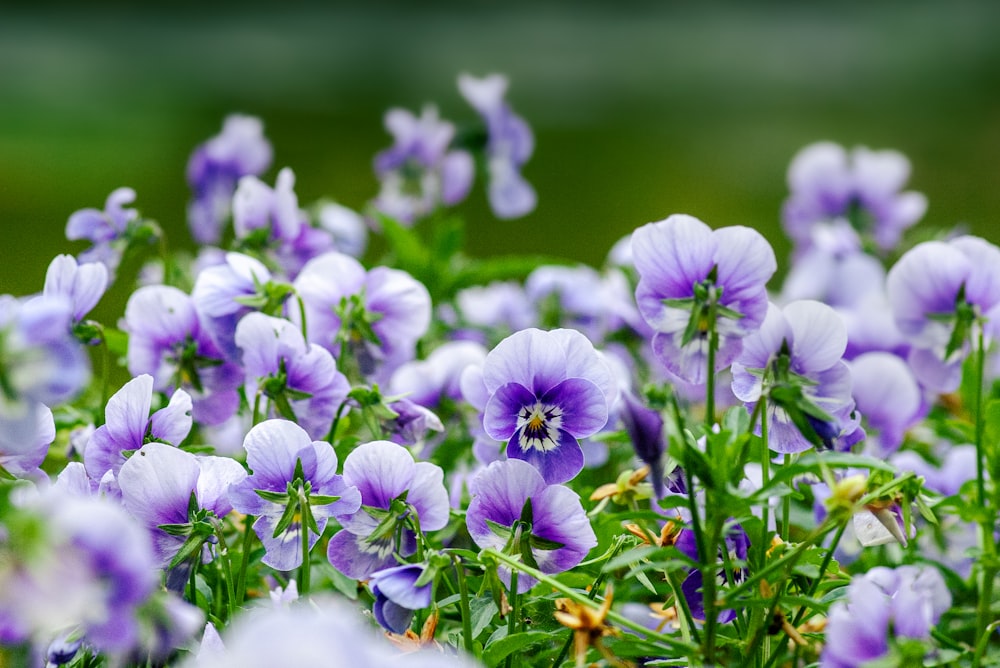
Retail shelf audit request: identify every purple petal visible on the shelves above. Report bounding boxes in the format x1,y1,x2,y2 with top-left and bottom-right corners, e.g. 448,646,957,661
887,241,970,344
407,461,450,532
631,215,716,303
784,300,847,373
483,382,535,441
104,375,154,450
339,441,415,532
195,455,249,518
482,328,567,396
119,443,198,529
326,530,396,580
530,484,597,573
506,426,584,485
149,389,193,446
242,419,313,486
466,459,547,548
541,377,609,438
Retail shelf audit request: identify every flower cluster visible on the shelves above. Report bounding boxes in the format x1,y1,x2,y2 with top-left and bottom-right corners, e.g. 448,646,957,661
2,81,999,668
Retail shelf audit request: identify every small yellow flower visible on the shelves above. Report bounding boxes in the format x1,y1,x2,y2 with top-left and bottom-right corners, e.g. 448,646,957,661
554,586,633,668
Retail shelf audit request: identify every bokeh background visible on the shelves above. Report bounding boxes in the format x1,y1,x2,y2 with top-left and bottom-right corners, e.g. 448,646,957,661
3,0,1000,296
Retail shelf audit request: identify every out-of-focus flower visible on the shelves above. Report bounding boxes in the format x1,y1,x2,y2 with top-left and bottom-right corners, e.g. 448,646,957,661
782,142,926,253
458,73,536,219
42,254,108,324
388,340,488,408
632,214,776,385
187,114,273,245
65,187,140,277
481,328,616,484
124,284,242,426
466,459,596,594
293,251,431,380
848,352,924,454
372,106,473,225
821,566,950,667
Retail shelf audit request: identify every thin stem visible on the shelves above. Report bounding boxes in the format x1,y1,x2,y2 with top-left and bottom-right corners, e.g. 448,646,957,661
235,515,256,604
453,555,476,655
251,390,263,427
215,524,237,620
973,327,996,667
759,406,771,569
504,587,521,668
299,492,311,596
781,454,792,542
705,298,719,431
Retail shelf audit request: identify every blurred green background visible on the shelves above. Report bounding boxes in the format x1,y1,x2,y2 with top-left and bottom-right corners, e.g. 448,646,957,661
2,1,999,297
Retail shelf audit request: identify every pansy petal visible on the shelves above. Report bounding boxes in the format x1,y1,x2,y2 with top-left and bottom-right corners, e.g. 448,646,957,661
104,375,154,450
149,389,193,446
540,377,608,438
242,419,313,485
326,530,396,580
482,328,566,396
119,443,199,528
507,427,584,485
784,300,847,373
484,382,535,441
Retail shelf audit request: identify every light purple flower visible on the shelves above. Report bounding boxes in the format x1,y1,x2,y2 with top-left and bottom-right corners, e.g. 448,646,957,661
373,106,473,225
119,442,247,568
228,420,361,572
235,312,348,440
293,251,431,379
821,566,950,667
0,295,89,450
233,167,302,243
327,440,449,580
631,214,777,385
388,340,488,408
456,281,536,333
192,251,287,360
731,301,862,453
83,374,193,481
187,114,273,245
887,236,1000,392
526,265,640,342
65,187,139,275
317,202,368,258
0,489,159,654
466,459,596,593
848,352,924,454
0,403,54,479
481,327,615,484
124,284,242,426
458,73,536,219
783,142,927,253
43,254,108,323
369,563,433,634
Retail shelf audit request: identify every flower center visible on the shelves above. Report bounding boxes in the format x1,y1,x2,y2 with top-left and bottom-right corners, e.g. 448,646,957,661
516,402,563,452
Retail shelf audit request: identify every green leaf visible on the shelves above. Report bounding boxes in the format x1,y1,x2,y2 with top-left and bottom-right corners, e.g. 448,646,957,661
470,596,499,638
255,489,290,504
482,630,551,667
309,494,342,506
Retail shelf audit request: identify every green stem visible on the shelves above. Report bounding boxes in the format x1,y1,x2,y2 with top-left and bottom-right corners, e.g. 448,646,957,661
791,520,847,627
701,513,722,664
215,525,238,620
705,299,719,431
296,293,309,342
781,454,792,542
484,549,698,657
453,555,476,655
972,328,996,667
236,515,256,604
504,587,522,668
299,492,311,596
251,391,263,427
758,406,771,570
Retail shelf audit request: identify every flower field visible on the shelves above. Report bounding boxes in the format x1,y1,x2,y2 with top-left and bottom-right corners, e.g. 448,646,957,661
1,72,999,667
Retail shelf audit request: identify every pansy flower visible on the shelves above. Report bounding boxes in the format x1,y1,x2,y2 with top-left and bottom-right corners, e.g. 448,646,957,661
118,442,247,570
631,214,776,385
731,301,862,453
65,187,140,278
83,374,193,483
458,73,536,219
465,459,596,593
186,114,272,245
234,312,348,440
327,440,449,580
887,236,1000,392
481,327,616,484
228,420,361,571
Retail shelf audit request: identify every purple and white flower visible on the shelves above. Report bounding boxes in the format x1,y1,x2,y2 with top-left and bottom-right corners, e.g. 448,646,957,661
887,236,1000,392
731,301,862,453
465,459,596,593
481,328,616,484
65,187,140,276
372,106,473,225
186,114,273,245
631,214,776,385
228,420,361,572
458,73,536,219
42,254,108,324
821,566,950,667
327,441,449,580
83,374,193,482
369,563,433,634
235,312,349,440
118,442,247,568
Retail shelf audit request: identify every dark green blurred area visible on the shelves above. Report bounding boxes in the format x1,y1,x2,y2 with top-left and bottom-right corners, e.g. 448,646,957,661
2,1,999,297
